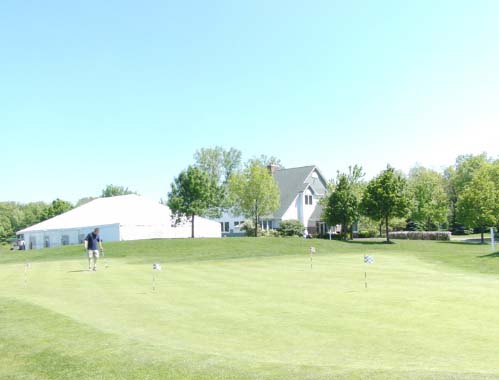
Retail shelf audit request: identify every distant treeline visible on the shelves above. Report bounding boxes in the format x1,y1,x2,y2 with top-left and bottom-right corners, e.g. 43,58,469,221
323,153,499,243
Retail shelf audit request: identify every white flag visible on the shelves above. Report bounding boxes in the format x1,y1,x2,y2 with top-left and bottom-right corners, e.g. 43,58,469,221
152,263,162,271
364,256,374,264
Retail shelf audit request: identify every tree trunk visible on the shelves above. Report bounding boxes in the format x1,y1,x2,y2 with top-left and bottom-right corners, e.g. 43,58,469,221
379,221,383,238
481,226,484,244
255,201,258,237
385,216,390,243
191,213,195,239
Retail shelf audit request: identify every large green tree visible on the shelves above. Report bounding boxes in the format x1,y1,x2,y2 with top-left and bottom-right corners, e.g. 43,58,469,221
168,166,217,238
43,199,73,220
75,197,97,207
101,185,137,198
250,155,284,169
360,166,409,243
229,162,280,237
194,146,242,216
407,166,448,231
444,153,489,231
323,165,364,240
194,146,242,184
457,165,499,243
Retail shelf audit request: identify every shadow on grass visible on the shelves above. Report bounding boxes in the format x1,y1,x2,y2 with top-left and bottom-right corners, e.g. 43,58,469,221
437,241,487,246
478,252,499,259
336,239,394,246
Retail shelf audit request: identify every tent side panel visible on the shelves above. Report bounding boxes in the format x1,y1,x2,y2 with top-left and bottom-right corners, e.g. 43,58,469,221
119,224,171,241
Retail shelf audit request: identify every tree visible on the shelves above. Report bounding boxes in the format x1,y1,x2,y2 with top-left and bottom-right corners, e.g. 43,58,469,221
407,166,448,231
445,153,489,231
194,146,242,184
229,161,280,237
250,155,284,169
75,197,97,207
21,202,49,226
101,185,137,198
194,146,242,216
43,199,73,220
457,165,499,243
167,166,217,238
360,166,409,243
323,165,364,240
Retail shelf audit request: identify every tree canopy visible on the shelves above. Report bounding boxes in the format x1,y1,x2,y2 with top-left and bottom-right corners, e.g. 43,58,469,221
360,166,409,243
167,166,217,238
229,162,280,237
101,185,137,198
407,166,448,231
457,164,499,243
323,165,364,239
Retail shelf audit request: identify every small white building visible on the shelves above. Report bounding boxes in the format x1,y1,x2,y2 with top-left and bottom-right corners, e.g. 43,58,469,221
17,195,221,249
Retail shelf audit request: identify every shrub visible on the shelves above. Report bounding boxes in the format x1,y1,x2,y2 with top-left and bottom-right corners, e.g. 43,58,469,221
240,220,261,237
357,230,377,238
388,231,451,241
261,229,279,237
278,220,305,237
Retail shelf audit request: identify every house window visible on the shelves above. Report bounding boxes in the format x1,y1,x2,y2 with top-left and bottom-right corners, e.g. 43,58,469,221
234,221,239,227
305,195,313,205
220,222,224,232
224,222,230,232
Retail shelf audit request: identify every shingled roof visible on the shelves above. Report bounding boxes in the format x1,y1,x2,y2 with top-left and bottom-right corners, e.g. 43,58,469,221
272,165,325,218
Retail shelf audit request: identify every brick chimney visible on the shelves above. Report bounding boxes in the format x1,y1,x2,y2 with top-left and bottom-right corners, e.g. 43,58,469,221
267,164,279,175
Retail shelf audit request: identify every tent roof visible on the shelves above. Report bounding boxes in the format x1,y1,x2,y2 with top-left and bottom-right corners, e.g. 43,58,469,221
17,195,172,233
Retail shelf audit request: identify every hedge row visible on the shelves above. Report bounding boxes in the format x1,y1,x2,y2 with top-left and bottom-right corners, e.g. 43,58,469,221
388,231,451,241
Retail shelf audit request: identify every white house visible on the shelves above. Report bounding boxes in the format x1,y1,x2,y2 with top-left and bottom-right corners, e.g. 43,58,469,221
215,165,339,236
17,195,221,249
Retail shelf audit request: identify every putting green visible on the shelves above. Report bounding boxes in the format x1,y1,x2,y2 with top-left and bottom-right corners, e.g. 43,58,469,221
1,239,498,379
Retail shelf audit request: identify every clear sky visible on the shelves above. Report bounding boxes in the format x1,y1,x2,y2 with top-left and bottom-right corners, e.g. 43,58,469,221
1,1,498,204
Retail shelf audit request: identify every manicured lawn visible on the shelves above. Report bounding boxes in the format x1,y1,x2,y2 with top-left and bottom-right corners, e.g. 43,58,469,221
1,238,499,379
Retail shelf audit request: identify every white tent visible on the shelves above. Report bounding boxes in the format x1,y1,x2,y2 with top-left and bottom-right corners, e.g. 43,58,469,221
17,195,221,249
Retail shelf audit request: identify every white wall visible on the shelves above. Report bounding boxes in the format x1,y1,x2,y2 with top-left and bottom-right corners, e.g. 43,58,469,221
170,216,222,238
213,211,246,234
281,195,299,222
22,224,120,250
302,188,317,229
119,224,170,241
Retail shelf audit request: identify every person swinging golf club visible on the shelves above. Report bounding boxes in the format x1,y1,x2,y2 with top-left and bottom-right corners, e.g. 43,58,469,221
84,228,103,271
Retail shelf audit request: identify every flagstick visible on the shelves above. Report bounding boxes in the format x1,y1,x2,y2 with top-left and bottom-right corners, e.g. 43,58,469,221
152,272,156,292
310,253,313,270
365,270,367,289
24,264,28,288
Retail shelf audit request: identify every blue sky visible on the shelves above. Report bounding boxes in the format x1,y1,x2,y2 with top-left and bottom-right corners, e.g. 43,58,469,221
1,1,498,203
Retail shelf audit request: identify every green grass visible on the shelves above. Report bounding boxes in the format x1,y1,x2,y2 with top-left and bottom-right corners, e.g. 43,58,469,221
1,238,499,379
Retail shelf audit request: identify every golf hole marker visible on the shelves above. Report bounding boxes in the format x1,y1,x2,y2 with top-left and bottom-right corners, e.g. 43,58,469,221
310,246,316,269
152,263,162,291
24,262,31,288
363,255,374,289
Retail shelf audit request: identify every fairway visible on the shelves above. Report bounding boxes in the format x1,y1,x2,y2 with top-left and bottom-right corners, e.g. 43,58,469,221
1,238,499,380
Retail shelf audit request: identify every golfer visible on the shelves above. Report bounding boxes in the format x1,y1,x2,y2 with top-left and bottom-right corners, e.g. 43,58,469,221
84,228,103,271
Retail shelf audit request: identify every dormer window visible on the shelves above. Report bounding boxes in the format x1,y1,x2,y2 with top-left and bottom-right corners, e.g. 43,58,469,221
305,195,313,205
